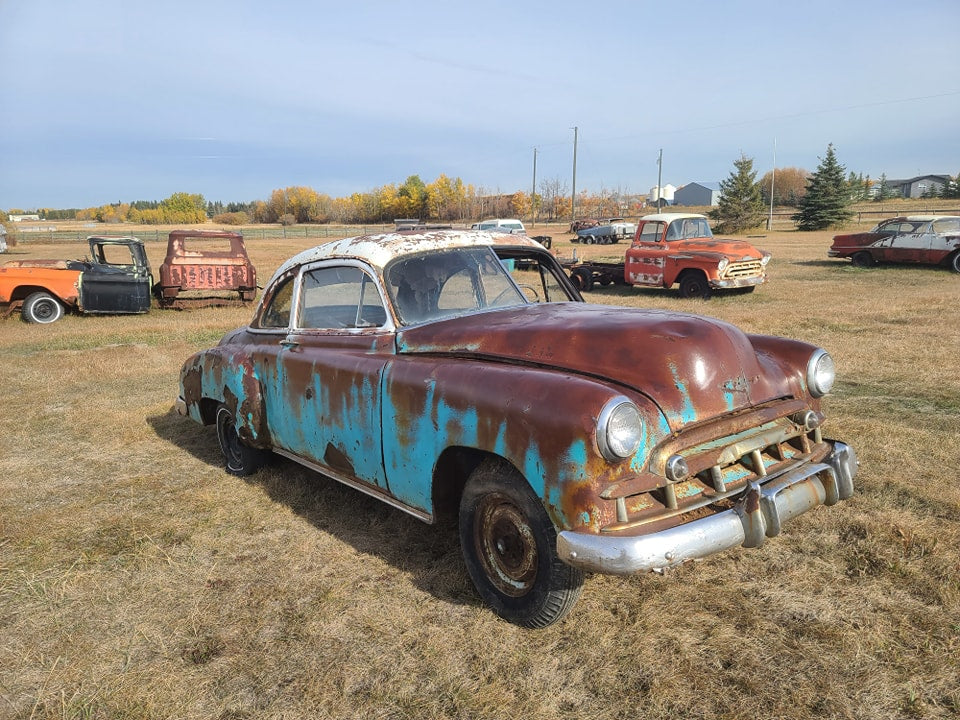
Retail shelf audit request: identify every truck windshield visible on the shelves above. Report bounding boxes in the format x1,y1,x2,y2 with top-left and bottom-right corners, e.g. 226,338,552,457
666,218,713,240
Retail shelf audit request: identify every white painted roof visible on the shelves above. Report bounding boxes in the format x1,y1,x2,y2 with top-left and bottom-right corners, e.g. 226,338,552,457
266,230,548,287
639,213,709,223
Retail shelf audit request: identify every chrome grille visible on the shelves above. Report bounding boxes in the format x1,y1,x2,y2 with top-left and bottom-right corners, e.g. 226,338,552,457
724,260,763,278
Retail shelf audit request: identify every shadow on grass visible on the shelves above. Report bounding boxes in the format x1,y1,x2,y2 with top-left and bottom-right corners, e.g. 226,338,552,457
147,407,480,610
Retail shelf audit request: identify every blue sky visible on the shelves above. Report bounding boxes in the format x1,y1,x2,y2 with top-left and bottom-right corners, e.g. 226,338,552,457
1,0,958,210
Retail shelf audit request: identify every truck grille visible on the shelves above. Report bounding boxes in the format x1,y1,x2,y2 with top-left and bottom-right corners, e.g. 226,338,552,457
724,260,763,279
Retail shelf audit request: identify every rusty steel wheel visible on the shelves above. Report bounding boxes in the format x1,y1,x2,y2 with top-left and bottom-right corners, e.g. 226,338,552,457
459,459,584,628
215,404,269,477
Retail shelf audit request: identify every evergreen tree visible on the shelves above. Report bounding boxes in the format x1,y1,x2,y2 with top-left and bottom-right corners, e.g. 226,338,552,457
792,144,854,230
709,153,765,233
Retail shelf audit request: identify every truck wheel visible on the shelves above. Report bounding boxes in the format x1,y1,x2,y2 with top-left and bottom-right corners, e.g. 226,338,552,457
678,271,711,299
459,459,584,628
216,404,270,476
22,292,64,324
571,268,594,291
949,252,960,273
851,251,875,268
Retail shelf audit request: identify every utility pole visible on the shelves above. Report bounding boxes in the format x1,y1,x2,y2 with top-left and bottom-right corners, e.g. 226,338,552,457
656,148,663,210
531,147,538,227
571,126,578,222
767,138,777,231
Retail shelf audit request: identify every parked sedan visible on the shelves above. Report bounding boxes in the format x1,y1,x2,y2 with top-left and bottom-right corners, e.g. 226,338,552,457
829,215,960,271
175,230,857,627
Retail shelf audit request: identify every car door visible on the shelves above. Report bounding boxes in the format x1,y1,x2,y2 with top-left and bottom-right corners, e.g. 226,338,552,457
79,240,152,313
625,220,667,286
880,221,928,263
263,261,394,489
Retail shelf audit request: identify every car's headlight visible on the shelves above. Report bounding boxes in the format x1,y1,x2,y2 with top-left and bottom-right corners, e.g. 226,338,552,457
807,349,835,398
597,397,643,461
760,252,772,266
717,257,729,272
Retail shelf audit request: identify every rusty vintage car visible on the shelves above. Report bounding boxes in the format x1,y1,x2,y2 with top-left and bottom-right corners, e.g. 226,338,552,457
828,215,960,271
0,236,152,323
175,229,856,627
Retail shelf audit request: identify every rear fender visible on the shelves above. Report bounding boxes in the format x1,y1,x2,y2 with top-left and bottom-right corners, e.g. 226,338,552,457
180,348,270,448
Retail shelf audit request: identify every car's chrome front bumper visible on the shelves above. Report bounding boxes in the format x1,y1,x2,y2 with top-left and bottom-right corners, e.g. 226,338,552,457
556,441,857,575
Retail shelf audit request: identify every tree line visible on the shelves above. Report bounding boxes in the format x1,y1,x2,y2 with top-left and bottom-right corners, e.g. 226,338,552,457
9,158,958,231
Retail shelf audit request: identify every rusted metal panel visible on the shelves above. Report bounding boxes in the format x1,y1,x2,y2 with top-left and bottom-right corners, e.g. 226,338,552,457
156,230,257,307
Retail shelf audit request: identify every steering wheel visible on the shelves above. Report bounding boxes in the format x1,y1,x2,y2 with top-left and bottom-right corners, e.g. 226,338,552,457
492,283,540,305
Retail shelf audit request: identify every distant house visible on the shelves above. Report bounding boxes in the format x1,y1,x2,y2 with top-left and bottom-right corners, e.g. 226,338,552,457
674,182,720,207
8,214,40,222
884,175,950,199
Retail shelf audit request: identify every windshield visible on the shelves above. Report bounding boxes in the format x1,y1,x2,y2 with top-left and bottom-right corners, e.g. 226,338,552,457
385,246,525,325
666,217,713,240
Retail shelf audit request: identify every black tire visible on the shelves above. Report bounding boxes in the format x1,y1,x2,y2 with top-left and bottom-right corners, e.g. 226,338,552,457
215,404,269,476
851,251,875,268
949,252,960,274
22,292,64,324
459,459,584,628
677,271,711,299
572,268,594,292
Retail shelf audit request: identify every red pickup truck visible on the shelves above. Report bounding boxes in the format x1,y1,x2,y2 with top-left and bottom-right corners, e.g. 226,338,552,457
566,213,771,298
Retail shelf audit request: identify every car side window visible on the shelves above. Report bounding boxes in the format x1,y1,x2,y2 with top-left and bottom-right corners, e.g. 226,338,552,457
638,222,664,242
259,275,295,328
298,266,387,329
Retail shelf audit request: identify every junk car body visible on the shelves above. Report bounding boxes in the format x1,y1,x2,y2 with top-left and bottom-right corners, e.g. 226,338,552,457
154,229,258,308
0,236,151,323
828,215,960,271
175,229,856,627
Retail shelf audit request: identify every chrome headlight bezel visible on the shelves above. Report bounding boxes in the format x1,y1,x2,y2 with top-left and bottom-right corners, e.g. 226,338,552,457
597,397,643,461
806,349,835,398
760,252,772,266
717,257,729,273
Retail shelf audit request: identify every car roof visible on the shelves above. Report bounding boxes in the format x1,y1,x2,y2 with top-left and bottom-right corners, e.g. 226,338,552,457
267,229,549,284
639,213,708,223
901,215,960,222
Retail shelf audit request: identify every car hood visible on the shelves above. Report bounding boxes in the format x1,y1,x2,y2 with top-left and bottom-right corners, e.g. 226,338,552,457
670,238,765,260
396,303,790,432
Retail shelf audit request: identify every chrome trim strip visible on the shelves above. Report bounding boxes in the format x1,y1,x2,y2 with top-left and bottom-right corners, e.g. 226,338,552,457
272,447,433,524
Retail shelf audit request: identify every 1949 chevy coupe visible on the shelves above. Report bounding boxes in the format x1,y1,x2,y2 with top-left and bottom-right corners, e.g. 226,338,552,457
175,230,857,627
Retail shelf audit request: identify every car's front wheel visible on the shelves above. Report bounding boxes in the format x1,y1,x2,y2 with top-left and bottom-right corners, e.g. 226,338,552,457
22,292,64,324
459,459,584,628
215,404,269,476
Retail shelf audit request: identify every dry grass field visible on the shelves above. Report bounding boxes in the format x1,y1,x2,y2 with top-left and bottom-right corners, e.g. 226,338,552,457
1,222,958,719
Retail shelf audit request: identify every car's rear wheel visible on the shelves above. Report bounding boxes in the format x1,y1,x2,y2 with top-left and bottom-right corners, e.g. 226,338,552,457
215,404,269,476
678,270,711,299
459,459,584,628
949,252,960,274
21,292,64,324
851,251,875,268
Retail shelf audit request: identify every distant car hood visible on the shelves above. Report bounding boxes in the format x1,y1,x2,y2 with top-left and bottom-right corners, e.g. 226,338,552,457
396,303,791,432
669,238,764,260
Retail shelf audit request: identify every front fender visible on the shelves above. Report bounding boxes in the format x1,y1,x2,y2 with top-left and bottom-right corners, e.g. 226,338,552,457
381,357,667,531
